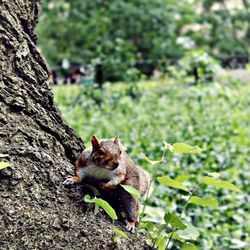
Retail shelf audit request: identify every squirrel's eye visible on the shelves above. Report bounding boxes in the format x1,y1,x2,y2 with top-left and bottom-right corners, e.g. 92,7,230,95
99,149,105,156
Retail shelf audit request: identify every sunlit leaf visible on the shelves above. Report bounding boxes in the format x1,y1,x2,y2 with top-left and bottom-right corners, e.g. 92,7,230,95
164,212,187,230
140,153,162,165
0,154,8,157
93,198,118,220
155,232,167,250
171,143,202,154
0,162,12,170
175,174,190,182
142,221,158,232
188,196,218,208
121,184,141,200
181,242,198,250
113,227,129,239
157,176,189,192
202,177,241,192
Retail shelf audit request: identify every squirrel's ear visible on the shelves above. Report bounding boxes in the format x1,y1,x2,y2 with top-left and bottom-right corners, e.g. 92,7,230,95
91,136,100,149
114,137,120,145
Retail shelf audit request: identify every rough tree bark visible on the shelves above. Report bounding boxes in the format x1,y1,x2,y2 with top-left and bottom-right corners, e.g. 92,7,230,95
0,1,148,249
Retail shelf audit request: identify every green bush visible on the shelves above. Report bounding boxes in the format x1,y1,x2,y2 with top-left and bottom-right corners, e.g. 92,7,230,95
179,50,221,83
37,0,192,80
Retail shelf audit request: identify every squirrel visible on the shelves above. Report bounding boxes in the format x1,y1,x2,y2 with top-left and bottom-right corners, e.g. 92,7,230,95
63,135,150,233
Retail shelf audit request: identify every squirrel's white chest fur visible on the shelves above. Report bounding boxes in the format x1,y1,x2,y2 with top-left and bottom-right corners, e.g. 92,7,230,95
79,164,120,181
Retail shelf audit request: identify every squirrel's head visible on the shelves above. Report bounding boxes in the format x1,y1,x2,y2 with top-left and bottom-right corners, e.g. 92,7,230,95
91,136,122,170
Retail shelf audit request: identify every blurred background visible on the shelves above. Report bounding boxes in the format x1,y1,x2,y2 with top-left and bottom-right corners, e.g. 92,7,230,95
37,0,249,249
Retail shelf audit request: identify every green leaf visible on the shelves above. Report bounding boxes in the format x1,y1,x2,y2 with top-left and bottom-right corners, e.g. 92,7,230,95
164,212,187,230
202,177,241,192
93,198,118,220
176,221,200,240
157,176,189,192
171,232,185,242
0,162,12,170
155,232,167,250
113,227,129,239
121,184,141,200
171,143,202,154
175,174,190,182
181,242,198,250
140,153,162,165
83,194,93,203
0,154,8,157
188,196,218,208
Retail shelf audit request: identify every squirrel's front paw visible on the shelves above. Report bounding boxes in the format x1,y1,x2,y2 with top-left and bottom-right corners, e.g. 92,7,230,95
125,221,136,234
63,176,79,185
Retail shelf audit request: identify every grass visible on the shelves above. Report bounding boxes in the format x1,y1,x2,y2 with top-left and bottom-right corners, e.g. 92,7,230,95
53,79,250,249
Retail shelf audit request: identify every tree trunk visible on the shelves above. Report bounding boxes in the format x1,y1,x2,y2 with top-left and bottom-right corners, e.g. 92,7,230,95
0,1,147,249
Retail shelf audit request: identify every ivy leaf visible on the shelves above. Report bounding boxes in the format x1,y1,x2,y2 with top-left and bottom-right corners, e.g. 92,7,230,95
157,176,189,192
164,212,187,230
93,198,118,220
140,153,162,165
0,162,12,170
202,177,241,192
0,154,9,157
121,184,141,200
188,196,218,208
113,227,129,239
171,143,202,154
181,242,198,250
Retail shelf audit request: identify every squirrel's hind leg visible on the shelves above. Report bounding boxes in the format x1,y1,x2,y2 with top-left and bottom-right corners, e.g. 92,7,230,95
120,191,140,233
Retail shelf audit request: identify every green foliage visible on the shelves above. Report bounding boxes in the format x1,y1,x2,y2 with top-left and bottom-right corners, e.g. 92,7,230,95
120,184,141,200
177,50,221,83
53,79,250,249
38,1,249,81
188,196,218,208
170,143,202,154
181,242,198,250
84,195,118,220
0,154,8,157
37,0,189,80
164,212,187,230
174,221,200,241
157,176,189,192
0,154,11,170
0,162,11,170
113,227,129,239
202,176,241,192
